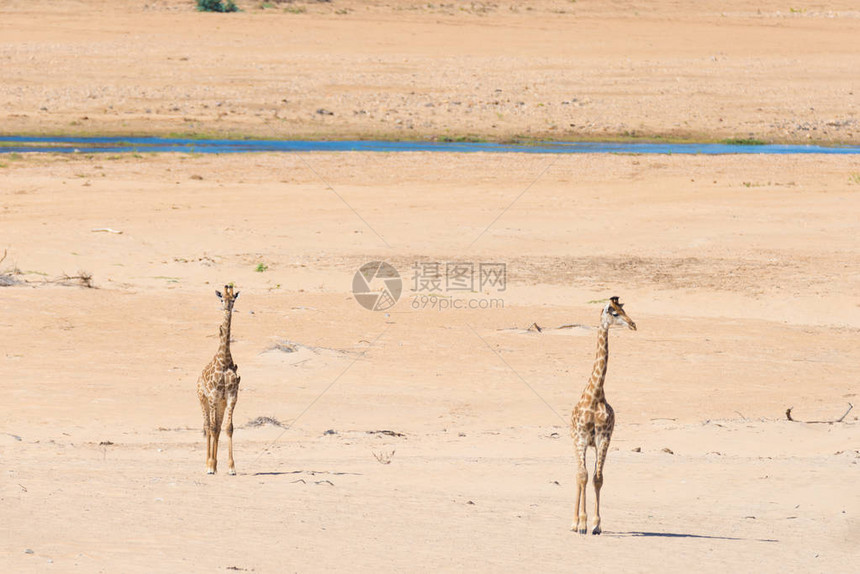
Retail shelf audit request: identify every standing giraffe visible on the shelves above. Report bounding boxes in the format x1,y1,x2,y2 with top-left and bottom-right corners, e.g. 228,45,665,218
571,296,636,534
197,284,241,475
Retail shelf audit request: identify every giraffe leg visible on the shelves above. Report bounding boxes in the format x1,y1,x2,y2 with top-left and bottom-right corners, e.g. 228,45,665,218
210,401,226,474
223,392,238,476
206,431,213,473
592,431,612,535
571,436,589,534
206,400,219,474
198,386,211,473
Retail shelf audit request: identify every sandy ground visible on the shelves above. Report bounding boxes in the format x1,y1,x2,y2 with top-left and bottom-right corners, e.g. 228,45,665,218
1,0,858,143
2,151,859,572
2,1,860,573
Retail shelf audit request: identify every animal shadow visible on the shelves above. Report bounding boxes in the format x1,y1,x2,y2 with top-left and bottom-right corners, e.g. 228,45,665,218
606,531,778,543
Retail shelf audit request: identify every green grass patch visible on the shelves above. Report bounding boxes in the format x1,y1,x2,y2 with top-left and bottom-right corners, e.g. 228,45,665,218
721,138,767,146
436,135,489,144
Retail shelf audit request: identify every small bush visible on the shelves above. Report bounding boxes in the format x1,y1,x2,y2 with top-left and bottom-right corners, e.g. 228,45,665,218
197,0,239,12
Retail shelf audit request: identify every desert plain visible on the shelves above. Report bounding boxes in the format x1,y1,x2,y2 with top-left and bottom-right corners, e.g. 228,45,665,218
1,1,859,572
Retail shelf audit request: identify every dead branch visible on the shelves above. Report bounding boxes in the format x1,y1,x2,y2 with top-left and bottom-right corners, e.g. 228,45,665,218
372,450,395,464
366,430,405,438
785,402,853,424
0,249,17,286
35,271,95,288
244,416,286,428
57,272,94,288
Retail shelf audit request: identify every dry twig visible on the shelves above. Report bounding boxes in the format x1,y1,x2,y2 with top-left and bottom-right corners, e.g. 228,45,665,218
366,430,405,438
58,272,94,288
785,402,853,424
245,416,286,428
372,450,395,464
0,249,16,286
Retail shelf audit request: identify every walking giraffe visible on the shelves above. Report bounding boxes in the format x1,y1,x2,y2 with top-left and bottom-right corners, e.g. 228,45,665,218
197,284,241,475
571,296,636,534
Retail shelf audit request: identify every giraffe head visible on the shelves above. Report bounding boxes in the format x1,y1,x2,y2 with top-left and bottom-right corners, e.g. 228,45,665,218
601,296,636,331
215,284,240,311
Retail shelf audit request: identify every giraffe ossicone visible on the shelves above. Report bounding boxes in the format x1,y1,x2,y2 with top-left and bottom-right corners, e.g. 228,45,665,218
570,296,636,535
197,284,241,475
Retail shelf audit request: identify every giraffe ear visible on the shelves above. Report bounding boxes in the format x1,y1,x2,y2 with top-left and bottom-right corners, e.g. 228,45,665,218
233,291,240,300
215,290,223,300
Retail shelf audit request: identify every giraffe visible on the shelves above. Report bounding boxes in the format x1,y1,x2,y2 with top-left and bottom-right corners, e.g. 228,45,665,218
571,296,636,534
197,284,241,475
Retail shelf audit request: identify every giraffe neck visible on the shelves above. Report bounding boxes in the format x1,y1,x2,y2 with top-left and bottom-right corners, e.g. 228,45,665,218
585,324,610,401
216,307,233,366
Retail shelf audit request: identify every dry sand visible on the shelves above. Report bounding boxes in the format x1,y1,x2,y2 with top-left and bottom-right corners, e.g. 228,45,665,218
1,1,859,573
1,0,858,143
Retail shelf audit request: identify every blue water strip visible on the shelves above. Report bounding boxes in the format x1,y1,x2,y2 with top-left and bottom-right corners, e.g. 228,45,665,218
1,136,858,155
